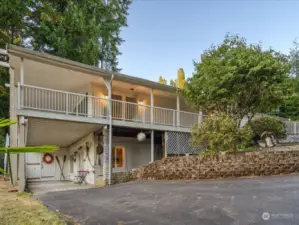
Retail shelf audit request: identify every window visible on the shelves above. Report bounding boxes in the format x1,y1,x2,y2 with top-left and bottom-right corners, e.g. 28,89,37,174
112,146,125,168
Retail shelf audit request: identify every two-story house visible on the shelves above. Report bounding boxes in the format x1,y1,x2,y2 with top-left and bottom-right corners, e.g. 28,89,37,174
2,45,202,190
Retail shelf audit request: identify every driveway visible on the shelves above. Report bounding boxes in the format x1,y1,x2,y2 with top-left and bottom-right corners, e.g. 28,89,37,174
38,175,299,225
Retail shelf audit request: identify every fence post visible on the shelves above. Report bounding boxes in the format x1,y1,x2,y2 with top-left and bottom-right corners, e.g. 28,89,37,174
294,122,297,134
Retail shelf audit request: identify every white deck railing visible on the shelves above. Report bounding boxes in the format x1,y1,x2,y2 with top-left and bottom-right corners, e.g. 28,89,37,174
19,84,201,128
284,121,299,135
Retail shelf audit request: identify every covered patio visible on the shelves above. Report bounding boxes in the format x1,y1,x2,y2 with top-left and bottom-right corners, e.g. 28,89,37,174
25,117,103,184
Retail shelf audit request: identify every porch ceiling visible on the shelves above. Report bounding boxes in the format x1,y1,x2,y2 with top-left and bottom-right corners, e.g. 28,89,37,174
26,118,103,147
11,56,103,92
10,56,176,99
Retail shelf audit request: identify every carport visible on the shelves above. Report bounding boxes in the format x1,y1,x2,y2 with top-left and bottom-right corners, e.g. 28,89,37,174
25,117,103,184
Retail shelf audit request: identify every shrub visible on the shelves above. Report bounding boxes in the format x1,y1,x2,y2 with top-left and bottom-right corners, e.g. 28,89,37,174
192,114,253,153
248,116,286,143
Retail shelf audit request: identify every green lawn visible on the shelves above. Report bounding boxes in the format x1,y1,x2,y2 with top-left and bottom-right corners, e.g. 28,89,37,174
0,178,70,225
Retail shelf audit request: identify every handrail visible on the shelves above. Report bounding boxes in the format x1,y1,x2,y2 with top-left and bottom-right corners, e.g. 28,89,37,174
111,98,151,108
21,84,107,100
19,84,201,128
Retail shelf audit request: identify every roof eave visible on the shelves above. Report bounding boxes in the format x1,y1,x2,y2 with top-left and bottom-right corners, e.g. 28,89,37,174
8,45,178,93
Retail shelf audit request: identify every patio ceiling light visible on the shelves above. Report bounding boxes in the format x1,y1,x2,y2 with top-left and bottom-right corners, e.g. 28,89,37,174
137,131,146,142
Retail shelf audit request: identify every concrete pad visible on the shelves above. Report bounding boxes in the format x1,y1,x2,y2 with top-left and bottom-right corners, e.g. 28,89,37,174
38,175,299,225
28,181,94,195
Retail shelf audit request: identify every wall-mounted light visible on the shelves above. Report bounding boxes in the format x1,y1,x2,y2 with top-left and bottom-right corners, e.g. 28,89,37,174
138,100,144,105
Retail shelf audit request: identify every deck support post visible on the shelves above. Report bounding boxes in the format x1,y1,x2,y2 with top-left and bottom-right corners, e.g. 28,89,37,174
104,75,114,185
18,116,26,192
151,130,154,162
150,89,154,123
9,67,18,186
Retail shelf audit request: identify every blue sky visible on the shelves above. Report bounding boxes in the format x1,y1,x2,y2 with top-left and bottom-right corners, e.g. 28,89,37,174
118,0,299,82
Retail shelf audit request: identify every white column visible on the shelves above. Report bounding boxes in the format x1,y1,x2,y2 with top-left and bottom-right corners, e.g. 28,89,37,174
18,117,26,192
176,93,180,127
20,58,24,84
164,132,168,158
151,130,154,162
104,78,113,185
102,127,109,183
9,67,18,185
150,89,154,123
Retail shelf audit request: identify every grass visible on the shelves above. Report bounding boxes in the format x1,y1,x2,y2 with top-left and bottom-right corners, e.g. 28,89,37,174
0,178,67,225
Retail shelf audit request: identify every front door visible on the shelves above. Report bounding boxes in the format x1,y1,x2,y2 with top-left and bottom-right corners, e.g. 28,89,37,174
41,153,55,181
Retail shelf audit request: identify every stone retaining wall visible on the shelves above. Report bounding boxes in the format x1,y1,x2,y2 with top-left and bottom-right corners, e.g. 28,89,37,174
112,171,137,184
136,151,299,180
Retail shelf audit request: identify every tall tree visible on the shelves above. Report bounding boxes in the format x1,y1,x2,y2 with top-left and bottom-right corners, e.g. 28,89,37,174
276,77,299,120
184,35,290,126
290,39,299,79
158,75,167,85
169,68,185,88
0,0,29,119
98,0,131,71
177,68,185,88
25,0,131,71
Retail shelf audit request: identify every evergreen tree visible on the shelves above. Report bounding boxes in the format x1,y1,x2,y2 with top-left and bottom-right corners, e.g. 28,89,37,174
169,68,185,88
0,0,28,118
290,39,299,79
177,68,185,88
25,0,131,70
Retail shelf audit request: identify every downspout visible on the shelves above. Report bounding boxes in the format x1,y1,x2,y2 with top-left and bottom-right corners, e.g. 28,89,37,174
108,74,114,185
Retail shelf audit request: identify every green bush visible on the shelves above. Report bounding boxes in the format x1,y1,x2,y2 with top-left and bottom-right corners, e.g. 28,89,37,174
248,116,286,143
192,114,253,153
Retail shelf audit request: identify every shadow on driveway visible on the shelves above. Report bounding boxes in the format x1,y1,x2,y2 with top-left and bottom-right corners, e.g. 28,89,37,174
38,175,299,225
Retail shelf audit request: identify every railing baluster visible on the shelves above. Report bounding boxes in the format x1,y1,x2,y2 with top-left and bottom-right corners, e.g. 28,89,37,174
173,110,175,127
76,95,78,116
66,92,69,115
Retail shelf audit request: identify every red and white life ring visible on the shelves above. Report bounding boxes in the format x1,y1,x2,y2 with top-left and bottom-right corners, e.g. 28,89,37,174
43,153,54,164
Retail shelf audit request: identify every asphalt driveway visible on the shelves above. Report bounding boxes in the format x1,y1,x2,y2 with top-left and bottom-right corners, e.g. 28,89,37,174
38,175,299,225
